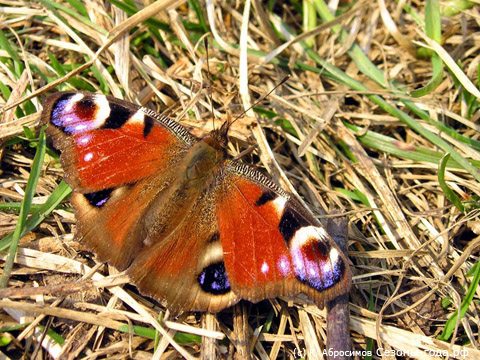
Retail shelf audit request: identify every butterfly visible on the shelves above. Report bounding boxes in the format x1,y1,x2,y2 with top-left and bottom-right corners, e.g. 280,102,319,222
41,91,351,313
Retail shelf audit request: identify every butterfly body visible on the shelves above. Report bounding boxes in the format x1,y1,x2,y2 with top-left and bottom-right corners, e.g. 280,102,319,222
41,91,350,313
142,135,226,244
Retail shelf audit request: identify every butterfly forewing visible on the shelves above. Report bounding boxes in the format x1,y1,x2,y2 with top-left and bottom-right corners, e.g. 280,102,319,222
217,161,351,308
41,91,194,192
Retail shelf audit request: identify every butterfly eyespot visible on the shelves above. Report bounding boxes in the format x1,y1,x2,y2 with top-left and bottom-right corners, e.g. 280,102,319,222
197,262,231,295
51,94,85,133
51,94,109,134
83,188,113,208
289,226,346,291
52,93,81,114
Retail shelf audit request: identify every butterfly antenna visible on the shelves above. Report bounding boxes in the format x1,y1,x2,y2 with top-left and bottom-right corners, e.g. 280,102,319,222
204,37,216,130
230,75,290,127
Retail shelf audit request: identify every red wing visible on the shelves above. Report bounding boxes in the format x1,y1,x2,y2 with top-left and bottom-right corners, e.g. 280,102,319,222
216,161,351,308
41,91,195,192
70,175,174,270
127,195,240,313
41,91,196,269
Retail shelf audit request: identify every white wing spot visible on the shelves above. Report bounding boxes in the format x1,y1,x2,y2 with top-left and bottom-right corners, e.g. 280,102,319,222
273,196,287,215
277,255,291,276
78,134,92,146
261,261,269,274
329,247,339,264
92,94,110,128
65,93,84,112
291,226,321,248
84,152,93,162
128,109,145,125
75,124,87,132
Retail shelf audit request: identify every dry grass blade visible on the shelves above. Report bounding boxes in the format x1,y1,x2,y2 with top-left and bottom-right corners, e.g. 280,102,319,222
1,0,479,359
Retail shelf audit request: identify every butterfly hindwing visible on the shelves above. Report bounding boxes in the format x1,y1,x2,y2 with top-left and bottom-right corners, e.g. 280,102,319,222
70,176,175,269
127,190,240,313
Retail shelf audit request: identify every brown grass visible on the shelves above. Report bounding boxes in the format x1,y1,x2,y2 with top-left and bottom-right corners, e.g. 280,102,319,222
1,0,480,359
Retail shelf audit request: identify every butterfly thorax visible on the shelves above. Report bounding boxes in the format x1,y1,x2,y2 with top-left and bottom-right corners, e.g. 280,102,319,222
184,136,227,182
143,135,227,245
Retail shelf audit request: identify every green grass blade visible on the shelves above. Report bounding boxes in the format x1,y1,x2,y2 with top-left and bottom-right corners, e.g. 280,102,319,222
442,0,476,16
0,126,46,288
303,0,317,47
313,0,388,87
0,323,29,332
404,103,480,150
345,123,480,169
412,0,443,96
47,51,66,76
40,326,66,345
312,0,338,29
153,312,163,351
0,181,72,252
438,154,465,212
397,1,424,25
107,0,170,31
65,0,88,17
188,0,208,33
0,28,24,77
411,53,443,97
437,260,480,340
0,29,22,64
425,0,442,42
117,324,201,344
335,188,369,205
87,60,109,94
40,0,107,34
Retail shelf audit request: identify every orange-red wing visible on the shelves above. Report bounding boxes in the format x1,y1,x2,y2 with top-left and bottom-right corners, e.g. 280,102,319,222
127,197,239,313
216,162,351,308
41,91,194,192
41,91,195,269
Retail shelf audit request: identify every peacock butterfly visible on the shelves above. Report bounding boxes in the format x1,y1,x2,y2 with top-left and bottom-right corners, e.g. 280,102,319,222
41,91,351,313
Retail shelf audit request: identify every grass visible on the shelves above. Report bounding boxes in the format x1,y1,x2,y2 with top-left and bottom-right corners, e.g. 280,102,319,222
0,0,480,358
